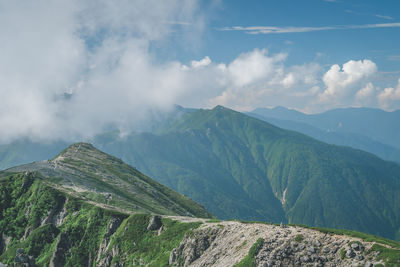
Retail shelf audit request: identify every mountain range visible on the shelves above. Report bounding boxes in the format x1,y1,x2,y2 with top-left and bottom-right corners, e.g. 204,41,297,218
1,145,399,266
0,106,400,241
248,107,400,163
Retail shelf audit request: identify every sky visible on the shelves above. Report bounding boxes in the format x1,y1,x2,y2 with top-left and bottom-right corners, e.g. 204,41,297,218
0,0,400,143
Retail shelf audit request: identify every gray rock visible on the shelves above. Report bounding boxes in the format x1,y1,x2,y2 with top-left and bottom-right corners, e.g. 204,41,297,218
107,217,122,237
0,262,7,267
346,249,355,258
169,248,178,266
97,255,112,267
323,247,330,253
308,246,315,253
301,256,310,263
172,227,220,266
364,262,373,267
356,254,364,261
351,242,360,250
49,233,69,267
147,215,162,231
14,249,36,267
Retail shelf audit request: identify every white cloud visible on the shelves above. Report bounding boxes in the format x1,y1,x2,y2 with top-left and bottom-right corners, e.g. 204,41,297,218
355,82,376,105
375,14,394,20
226,49,286,87
1,0,399,144
378,79,400,109
319,59,377,105
191,56,212,68
0,0,204,143
218,22,400,35
206,51,321,111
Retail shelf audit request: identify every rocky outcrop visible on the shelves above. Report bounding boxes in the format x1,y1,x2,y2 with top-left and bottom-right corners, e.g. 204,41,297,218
1,233,11,254
40,196,67,227
49,233,69,267
169,221,388,267
169,225,221,266
147,215,163,231
95,217,123,267
14,248,36,267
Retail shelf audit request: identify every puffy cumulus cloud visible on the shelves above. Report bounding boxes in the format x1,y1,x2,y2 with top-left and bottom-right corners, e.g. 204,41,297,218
378,79,400,109
355,82,377,105
280,63,320,88
320,59,377,106
225,49,286,87
204,52,323,111
0,0,204,143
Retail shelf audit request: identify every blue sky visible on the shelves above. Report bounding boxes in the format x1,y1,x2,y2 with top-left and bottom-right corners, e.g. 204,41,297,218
181,0,400,73
1,0,399,142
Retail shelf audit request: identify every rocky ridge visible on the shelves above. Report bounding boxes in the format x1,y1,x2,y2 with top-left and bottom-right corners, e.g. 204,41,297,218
170,221,393,267
5,143,212,218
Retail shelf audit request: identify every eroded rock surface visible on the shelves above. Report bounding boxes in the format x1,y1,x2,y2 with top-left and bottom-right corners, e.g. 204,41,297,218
170,221,388,267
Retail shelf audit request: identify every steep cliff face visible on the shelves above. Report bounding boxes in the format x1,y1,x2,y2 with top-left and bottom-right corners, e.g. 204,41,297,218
1,173,399,266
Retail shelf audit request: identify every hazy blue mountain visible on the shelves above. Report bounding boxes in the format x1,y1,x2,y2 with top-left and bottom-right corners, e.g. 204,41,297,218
247,112,400,163
0,139,70,170
251,107,400,149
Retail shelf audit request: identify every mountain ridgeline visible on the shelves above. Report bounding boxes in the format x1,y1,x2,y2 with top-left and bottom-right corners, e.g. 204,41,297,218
4,143,212,218
0,106,400,241
248,107,400,163
95,106,400,240
1,170,399,266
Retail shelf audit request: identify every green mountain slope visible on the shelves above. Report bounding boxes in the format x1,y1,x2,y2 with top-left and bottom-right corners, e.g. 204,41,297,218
4,143,212,218
0,172,204,266
95,106,400,240
2,173,399,267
